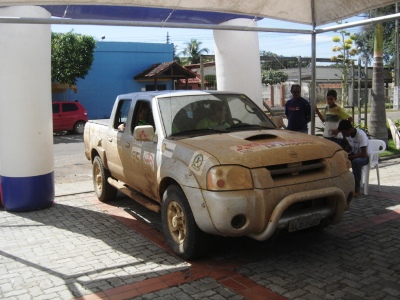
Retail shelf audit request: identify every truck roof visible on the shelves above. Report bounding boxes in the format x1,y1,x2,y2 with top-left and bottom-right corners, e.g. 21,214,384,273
117,90,243,99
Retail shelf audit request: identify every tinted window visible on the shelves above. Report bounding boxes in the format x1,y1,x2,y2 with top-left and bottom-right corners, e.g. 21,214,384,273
132,101,154,130
52,103,59,113
62,103,78,112
113,99,132,130
145,84,166,91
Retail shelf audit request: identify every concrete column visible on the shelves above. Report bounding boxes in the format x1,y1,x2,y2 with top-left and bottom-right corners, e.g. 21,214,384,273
0,6,54,211
213,19,263,107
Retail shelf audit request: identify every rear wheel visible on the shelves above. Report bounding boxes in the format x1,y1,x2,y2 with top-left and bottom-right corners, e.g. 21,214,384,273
73,121,86,134
92,156,117,202
161,185,210,260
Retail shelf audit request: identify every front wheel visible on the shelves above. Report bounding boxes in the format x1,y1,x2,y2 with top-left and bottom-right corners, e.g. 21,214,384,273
73,121,86,134
161,185,210,260
92,156,117,202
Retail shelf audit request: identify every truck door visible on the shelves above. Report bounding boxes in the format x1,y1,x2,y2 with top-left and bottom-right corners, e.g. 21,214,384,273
120,100,159,200
105,98,133,180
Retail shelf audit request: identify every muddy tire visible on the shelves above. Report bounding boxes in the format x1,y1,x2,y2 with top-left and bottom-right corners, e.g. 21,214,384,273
161,185,209,260
92,156,117,202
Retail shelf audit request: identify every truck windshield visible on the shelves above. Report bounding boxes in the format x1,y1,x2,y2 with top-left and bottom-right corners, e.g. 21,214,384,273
157,93,276,138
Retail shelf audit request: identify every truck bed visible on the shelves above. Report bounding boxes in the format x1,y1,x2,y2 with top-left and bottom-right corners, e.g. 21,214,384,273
88,119,109,126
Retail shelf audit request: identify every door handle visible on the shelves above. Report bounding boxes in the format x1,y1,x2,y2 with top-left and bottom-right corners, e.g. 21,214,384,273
125,142,130,148
108,137,112,142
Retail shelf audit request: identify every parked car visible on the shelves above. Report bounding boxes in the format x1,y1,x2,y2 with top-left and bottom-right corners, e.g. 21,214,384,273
52,101,88,134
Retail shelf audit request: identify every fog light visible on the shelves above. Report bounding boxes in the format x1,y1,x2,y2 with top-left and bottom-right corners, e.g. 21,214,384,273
231,214,247,229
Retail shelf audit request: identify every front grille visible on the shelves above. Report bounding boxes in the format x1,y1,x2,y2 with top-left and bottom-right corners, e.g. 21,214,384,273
266,159,325,179
284,197,328,213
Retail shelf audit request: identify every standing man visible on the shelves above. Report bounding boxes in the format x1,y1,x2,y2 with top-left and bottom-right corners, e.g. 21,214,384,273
337,119,369,197
316,89,353,145
284,84,311,133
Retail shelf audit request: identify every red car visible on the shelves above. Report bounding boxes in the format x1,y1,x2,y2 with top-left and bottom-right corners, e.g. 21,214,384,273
52,101,88,134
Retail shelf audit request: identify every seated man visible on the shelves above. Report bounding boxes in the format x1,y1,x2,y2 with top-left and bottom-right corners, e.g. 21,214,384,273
196,102,229,129
137,105,149,126
337,119,369,197
172,109,192,134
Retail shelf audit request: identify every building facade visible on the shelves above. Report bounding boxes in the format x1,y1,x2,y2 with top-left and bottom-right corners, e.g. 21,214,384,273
52,41,174,119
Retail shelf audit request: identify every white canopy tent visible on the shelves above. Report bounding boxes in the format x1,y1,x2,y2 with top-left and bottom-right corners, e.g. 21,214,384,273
1,1,397,26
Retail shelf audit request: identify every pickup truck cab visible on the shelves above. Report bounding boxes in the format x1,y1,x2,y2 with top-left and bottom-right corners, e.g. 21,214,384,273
84,90,354,259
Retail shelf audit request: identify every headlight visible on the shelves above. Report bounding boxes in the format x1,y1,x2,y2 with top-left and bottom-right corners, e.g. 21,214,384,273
206,165,253,191
334,150,352,173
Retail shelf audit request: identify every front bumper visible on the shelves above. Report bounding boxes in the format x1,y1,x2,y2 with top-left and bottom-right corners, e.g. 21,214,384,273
191,172,354,240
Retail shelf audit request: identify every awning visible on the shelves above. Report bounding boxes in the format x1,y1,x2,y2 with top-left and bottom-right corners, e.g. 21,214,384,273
134,61,197,82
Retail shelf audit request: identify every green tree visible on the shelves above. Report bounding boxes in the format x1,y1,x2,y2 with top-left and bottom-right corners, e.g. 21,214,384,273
261,70,288,85
370,21,388,143
51,31,96,86
179,39,209,64
355,5,395,67
331,25,358,104
173,44,182,64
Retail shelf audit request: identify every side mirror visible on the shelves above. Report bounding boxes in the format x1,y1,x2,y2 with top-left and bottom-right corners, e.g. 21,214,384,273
133,125,157,142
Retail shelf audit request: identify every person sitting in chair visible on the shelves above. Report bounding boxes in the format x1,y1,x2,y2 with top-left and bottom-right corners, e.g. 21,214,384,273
337,119,369,198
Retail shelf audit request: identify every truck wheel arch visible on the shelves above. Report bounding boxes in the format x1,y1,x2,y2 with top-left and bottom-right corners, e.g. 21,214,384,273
159,177,219,236
92,156,118,202
91,148,109,169
161,184,211,259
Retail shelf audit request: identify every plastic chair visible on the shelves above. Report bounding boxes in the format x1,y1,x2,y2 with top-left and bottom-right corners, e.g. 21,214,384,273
387,118,400,149
361,139,386,195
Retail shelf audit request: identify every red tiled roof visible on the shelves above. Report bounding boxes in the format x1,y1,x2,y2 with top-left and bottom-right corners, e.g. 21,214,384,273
178,73,207,84
134,61,197,81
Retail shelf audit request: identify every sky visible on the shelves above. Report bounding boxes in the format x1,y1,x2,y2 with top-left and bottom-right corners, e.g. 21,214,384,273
51,15,367,60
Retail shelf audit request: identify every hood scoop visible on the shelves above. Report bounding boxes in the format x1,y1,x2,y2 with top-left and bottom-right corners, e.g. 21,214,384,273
245,134,277,141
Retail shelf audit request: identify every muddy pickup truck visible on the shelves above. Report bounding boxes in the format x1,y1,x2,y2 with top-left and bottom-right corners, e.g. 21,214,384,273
84,90,354,259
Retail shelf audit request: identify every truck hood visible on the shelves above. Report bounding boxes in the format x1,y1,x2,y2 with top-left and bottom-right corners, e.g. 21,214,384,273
177,130,341,168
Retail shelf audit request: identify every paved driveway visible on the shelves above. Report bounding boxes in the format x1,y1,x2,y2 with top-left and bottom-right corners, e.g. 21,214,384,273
1,156,399,299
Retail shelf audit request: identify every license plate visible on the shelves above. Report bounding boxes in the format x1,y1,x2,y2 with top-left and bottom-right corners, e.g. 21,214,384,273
288,213,321,232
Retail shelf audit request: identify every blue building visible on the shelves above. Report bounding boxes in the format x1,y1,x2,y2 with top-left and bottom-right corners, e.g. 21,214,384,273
52,41,174,119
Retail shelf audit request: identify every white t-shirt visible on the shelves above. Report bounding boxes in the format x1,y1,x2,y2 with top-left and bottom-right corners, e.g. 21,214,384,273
346,128,369,154
322,105,351,138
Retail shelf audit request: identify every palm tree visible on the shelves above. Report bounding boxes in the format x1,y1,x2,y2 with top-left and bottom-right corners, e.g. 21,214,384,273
173,44,181,64
180,39,209,64
370,21,388,144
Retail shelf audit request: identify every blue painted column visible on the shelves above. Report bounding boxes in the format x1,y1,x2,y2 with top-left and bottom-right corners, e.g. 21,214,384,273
0,6,54,211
